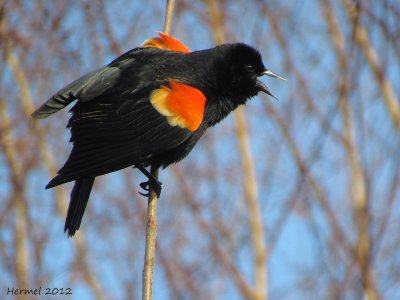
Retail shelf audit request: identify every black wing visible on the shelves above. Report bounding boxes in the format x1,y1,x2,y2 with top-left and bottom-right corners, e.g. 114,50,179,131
31,47,155,119
46,87,193,188
31,66,121,119
34,47,196,187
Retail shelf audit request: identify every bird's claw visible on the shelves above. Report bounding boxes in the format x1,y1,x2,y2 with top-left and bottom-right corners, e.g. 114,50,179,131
134,164,162,197
139,179,162,198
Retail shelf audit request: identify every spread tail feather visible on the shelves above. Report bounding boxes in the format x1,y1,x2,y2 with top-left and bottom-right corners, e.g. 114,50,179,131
64,177,95,237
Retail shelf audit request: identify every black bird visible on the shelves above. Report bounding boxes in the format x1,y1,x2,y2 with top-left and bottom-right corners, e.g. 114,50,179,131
32,32,285,236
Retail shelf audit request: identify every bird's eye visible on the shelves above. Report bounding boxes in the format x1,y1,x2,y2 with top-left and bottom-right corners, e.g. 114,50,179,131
245,64,255,73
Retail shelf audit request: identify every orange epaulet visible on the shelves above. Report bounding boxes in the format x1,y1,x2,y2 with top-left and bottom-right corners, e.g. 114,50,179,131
141,32,191,53
150,81,206,131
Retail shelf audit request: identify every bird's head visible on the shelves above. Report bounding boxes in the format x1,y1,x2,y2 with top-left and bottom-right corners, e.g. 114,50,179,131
212,43,285,103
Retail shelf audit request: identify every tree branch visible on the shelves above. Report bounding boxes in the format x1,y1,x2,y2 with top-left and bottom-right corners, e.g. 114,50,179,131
342,0,400,134
142,2,175,299
205,1,267,299
142,166,160,300
323,1,379,299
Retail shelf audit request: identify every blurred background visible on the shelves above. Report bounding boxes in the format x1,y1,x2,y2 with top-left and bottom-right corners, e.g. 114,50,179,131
1,0,399,299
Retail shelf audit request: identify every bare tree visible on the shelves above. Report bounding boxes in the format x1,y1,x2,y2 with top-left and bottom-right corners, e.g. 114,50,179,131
0,0,399,299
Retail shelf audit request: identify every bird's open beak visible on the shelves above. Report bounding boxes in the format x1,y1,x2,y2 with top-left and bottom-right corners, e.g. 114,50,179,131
262,70,287,81
255,69,286,100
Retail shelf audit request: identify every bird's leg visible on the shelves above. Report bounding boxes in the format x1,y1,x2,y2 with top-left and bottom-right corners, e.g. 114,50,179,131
134,164,162,197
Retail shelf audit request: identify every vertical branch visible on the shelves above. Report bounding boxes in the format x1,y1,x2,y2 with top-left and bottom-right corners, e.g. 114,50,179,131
205,1,267,299
322,1,379,299
234,111,267,300
142,1,174,299
1,5,105,296
0,7,29,296
142,166,160,300
0,102,29,300
341,0,400,133
163,0,174,36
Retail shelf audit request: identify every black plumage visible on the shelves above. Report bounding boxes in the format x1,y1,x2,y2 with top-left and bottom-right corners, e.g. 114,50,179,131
33,42,283,236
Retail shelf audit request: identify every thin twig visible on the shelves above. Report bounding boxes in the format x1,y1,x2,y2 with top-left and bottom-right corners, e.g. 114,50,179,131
142,166,159,300
142,2,175,299
163,0,174,36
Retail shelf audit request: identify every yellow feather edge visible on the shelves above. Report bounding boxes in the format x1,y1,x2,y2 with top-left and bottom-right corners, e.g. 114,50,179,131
150,86,188,128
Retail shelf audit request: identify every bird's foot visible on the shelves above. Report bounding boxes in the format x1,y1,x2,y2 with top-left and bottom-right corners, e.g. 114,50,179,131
134,164,162,198
139,179,162,198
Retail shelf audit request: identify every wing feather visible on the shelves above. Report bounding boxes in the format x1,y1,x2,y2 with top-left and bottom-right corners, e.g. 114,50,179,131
48,89,193,187
32,66,122,119
31,47,148,119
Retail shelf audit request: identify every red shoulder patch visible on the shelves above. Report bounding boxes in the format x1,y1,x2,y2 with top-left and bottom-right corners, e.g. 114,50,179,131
141,32,191,53
150,81,206,131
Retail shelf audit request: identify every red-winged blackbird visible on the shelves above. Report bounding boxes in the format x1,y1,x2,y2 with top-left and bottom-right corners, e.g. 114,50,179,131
32,32,285,237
